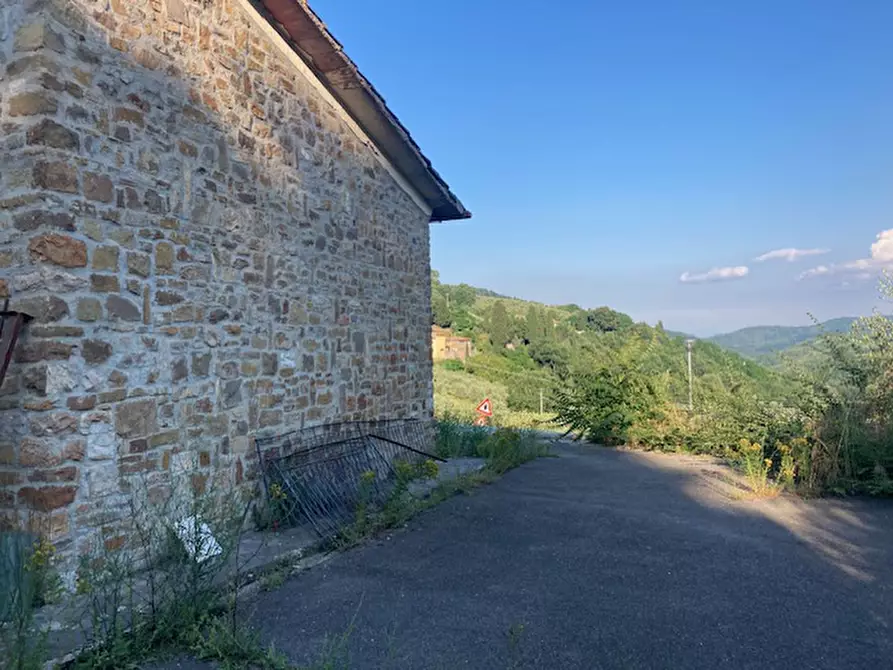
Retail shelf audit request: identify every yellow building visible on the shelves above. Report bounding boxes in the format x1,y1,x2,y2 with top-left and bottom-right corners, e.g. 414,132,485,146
431,326,474,362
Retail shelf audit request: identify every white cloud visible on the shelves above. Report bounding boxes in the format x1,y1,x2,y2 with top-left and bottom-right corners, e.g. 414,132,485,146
679,266,749,284
798,265,830,280
754,248,829,263
800,229,893,281
869,229,893,263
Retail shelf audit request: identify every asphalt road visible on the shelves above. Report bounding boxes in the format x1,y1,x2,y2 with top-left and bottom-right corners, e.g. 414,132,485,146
153,443,893,669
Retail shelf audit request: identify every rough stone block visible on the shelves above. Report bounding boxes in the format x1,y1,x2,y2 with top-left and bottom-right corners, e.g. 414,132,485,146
109,229,135,248
23,366,48,394
191,353,211,377
10,295,69,322
178,140,198,157
76,298,102,321
67,395,97,411
220,379,242,409
115,399,157,438
82,413,115,460
165,0,190,24
127,252,150,277
156,290,183,305
33,161,78,193
45,361,76,397
84,172,114,203
28,466,78,483
59,440,84,462
98,389,126,404
19,438,59,467
9,91,58,116
14,20,64,53
29,234,87,267
208,309,229,324
258,410,281,427
15,341,72,363
106,295,140,321
143,189,166,214
261,352,278,376
13,210,75,232
92,245,119,271
86,464,118,497
29,412,77,436
82,340,112,364
155,242,174,273
149,430,179,447
91,274,120,292
30,325,83,338
26,119,79,149
114,107,144,127
18,486,77,512
172,357,188,382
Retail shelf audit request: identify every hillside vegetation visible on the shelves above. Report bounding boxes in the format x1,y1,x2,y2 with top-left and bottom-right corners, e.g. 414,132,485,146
431,271,893,496
706,317,858,362
431,271,789,422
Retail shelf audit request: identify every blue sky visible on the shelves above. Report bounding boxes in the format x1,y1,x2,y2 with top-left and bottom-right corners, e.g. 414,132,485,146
314,0,893,335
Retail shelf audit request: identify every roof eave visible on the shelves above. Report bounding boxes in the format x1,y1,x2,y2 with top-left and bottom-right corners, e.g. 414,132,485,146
253,0,471,222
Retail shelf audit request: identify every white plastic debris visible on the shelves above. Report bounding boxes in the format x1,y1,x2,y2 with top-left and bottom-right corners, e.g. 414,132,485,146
174,515,222,563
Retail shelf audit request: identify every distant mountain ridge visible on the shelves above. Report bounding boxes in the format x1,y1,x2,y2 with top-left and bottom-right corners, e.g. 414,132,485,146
705,317,859,360
434,276,862,363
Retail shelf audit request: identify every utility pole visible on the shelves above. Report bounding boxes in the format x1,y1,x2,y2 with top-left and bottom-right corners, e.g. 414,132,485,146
686,339,694,411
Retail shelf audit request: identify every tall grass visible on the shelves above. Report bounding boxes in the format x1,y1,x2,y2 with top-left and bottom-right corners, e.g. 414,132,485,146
434,367,554,429
435,415,550,472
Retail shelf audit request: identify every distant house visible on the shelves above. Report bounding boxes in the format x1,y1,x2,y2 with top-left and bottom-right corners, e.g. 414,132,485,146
431,326,474,362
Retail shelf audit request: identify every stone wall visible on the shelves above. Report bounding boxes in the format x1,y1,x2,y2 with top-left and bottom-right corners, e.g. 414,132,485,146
0,0,434,572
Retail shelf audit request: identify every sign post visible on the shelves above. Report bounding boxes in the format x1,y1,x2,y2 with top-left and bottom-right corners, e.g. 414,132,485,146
473,397,493,426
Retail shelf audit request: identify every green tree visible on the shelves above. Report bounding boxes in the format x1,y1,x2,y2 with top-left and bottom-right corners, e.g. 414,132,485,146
489,301,510,349
451,283,476,311
432,290,451,327
430,271,452,326
554,356,660,445
451,309,475,335
571,307,634,333
528,339,569,374
524,306,549,345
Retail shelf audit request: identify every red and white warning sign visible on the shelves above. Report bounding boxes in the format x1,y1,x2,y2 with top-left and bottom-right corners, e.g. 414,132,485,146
475,398,493,417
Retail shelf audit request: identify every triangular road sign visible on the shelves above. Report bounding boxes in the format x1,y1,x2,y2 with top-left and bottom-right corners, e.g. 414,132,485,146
476,398,493,417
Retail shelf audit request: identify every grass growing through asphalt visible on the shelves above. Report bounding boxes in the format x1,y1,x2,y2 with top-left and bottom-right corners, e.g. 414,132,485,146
333,420,550,549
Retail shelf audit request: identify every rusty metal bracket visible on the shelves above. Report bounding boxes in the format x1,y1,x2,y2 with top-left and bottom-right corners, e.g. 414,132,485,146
0,299,33,389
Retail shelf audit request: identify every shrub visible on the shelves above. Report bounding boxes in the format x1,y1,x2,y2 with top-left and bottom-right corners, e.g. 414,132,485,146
554,361,660,445
435,414,491,458
1,532,51,670
736,439,774,496
475,429,550,474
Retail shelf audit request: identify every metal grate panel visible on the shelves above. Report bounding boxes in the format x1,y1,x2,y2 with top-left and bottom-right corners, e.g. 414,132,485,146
256,419,441,539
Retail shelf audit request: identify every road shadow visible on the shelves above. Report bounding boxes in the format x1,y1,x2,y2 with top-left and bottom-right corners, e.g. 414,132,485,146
151,442,893,669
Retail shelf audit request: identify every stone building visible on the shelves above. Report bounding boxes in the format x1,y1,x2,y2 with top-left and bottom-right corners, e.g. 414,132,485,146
0,0,467,567
431,326,474,362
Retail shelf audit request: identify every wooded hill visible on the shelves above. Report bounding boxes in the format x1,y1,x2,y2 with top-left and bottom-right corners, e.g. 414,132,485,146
706,318,859,363
430,272,791,420
433,271,893,496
